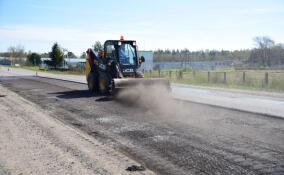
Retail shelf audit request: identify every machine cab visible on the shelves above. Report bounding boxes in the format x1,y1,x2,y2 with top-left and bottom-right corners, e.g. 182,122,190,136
104,38,144,77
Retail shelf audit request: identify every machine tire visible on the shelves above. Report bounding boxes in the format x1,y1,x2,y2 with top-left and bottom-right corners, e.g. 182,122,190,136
109,80,117,96
87,72,98,93
98,72,111,95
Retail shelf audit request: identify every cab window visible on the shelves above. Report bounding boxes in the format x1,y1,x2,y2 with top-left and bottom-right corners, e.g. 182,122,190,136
105,44,115,59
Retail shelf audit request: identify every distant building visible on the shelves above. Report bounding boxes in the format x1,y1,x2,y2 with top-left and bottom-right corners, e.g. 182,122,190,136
41,58,85,69
0,57,12,65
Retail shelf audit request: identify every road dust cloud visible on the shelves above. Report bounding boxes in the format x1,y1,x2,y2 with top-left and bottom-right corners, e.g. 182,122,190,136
115,84,186,116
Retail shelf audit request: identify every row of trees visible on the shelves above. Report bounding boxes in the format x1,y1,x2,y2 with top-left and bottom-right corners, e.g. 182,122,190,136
0,43,89,68
0,45,26,58
0,45,86,59
1,37,283,68
38,50,85,59
153,37,284,67
154,49,251,62
25,43,63,67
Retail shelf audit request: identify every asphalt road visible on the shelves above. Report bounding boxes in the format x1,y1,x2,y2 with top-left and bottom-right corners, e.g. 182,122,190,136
2,66,284,118
1,76,284,175
172,84,284,119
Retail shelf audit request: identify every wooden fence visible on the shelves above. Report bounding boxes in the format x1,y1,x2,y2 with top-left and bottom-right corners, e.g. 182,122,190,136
144,69,284,91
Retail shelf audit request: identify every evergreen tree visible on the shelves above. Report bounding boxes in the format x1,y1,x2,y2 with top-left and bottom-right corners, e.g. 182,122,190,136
93,41,103,52
45,43,63,69
27,53,41,66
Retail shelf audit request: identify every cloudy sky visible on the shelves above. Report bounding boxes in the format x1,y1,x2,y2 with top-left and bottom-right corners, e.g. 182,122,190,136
0,0,284,55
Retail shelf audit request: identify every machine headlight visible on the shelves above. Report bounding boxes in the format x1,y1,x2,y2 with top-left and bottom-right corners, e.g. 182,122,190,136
118,41,122,46
133,42,136,46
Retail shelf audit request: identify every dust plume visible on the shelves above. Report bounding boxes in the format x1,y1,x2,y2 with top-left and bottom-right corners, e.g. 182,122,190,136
115,84,185,116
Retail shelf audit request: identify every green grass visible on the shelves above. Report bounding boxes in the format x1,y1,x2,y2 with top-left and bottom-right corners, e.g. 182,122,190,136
42,70,85,75
172,78,284,93
211,67,235,72
22,66,45,71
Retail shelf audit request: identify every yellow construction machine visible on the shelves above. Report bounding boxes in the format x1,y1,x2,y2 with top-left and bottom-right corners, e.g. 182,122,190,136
86,36,170,94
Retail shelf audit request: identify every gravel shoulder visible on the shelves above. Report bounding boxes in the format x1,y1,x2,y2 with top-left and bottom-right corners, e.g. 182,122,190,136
0,84,154,175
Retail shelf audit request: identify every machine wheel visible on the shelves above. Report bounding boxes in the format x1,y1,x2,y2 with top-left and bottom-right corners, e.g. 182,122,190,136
108,80,117,96
98,72,111,95
87,72,98,93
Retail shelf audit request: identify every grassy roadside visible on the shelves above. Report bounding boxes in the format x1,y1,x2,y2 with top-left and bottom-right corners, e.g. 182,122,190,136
145,68,284,93
172,79,284,93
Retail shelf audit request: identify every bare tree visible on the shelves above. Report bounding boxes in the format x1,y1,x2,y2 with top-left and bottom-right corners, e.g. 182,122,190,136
7,45,25,58
7,46,16,58
253,36,275,48
253,36,275,66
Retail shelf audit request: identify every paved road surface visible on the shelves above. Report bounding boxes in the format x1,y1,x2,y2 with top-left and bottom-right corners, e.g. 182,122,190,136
172,84,284,118
1,75,284,174
2,66,284,118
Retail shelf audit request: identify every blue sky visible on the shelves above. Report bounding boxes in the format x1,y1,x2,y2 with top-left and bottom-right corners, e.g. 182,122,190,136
0,0,284,55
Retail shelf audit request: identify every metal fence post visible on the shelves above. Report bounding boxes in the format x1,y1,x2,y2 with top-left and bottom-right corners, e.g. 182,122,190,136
243,72,246,83
150,70,152,78
169,71,172,79
265,72,269,85
208,71,210,82
158,68,161,77
224,72,227,83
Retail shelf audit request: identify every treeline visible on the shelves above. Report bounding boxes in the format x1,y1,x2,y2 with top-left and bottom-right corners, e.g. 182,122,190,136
154,49,251,62
1,37,284,67
154,36,284,67
0,45,26,58
0,45,85,59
